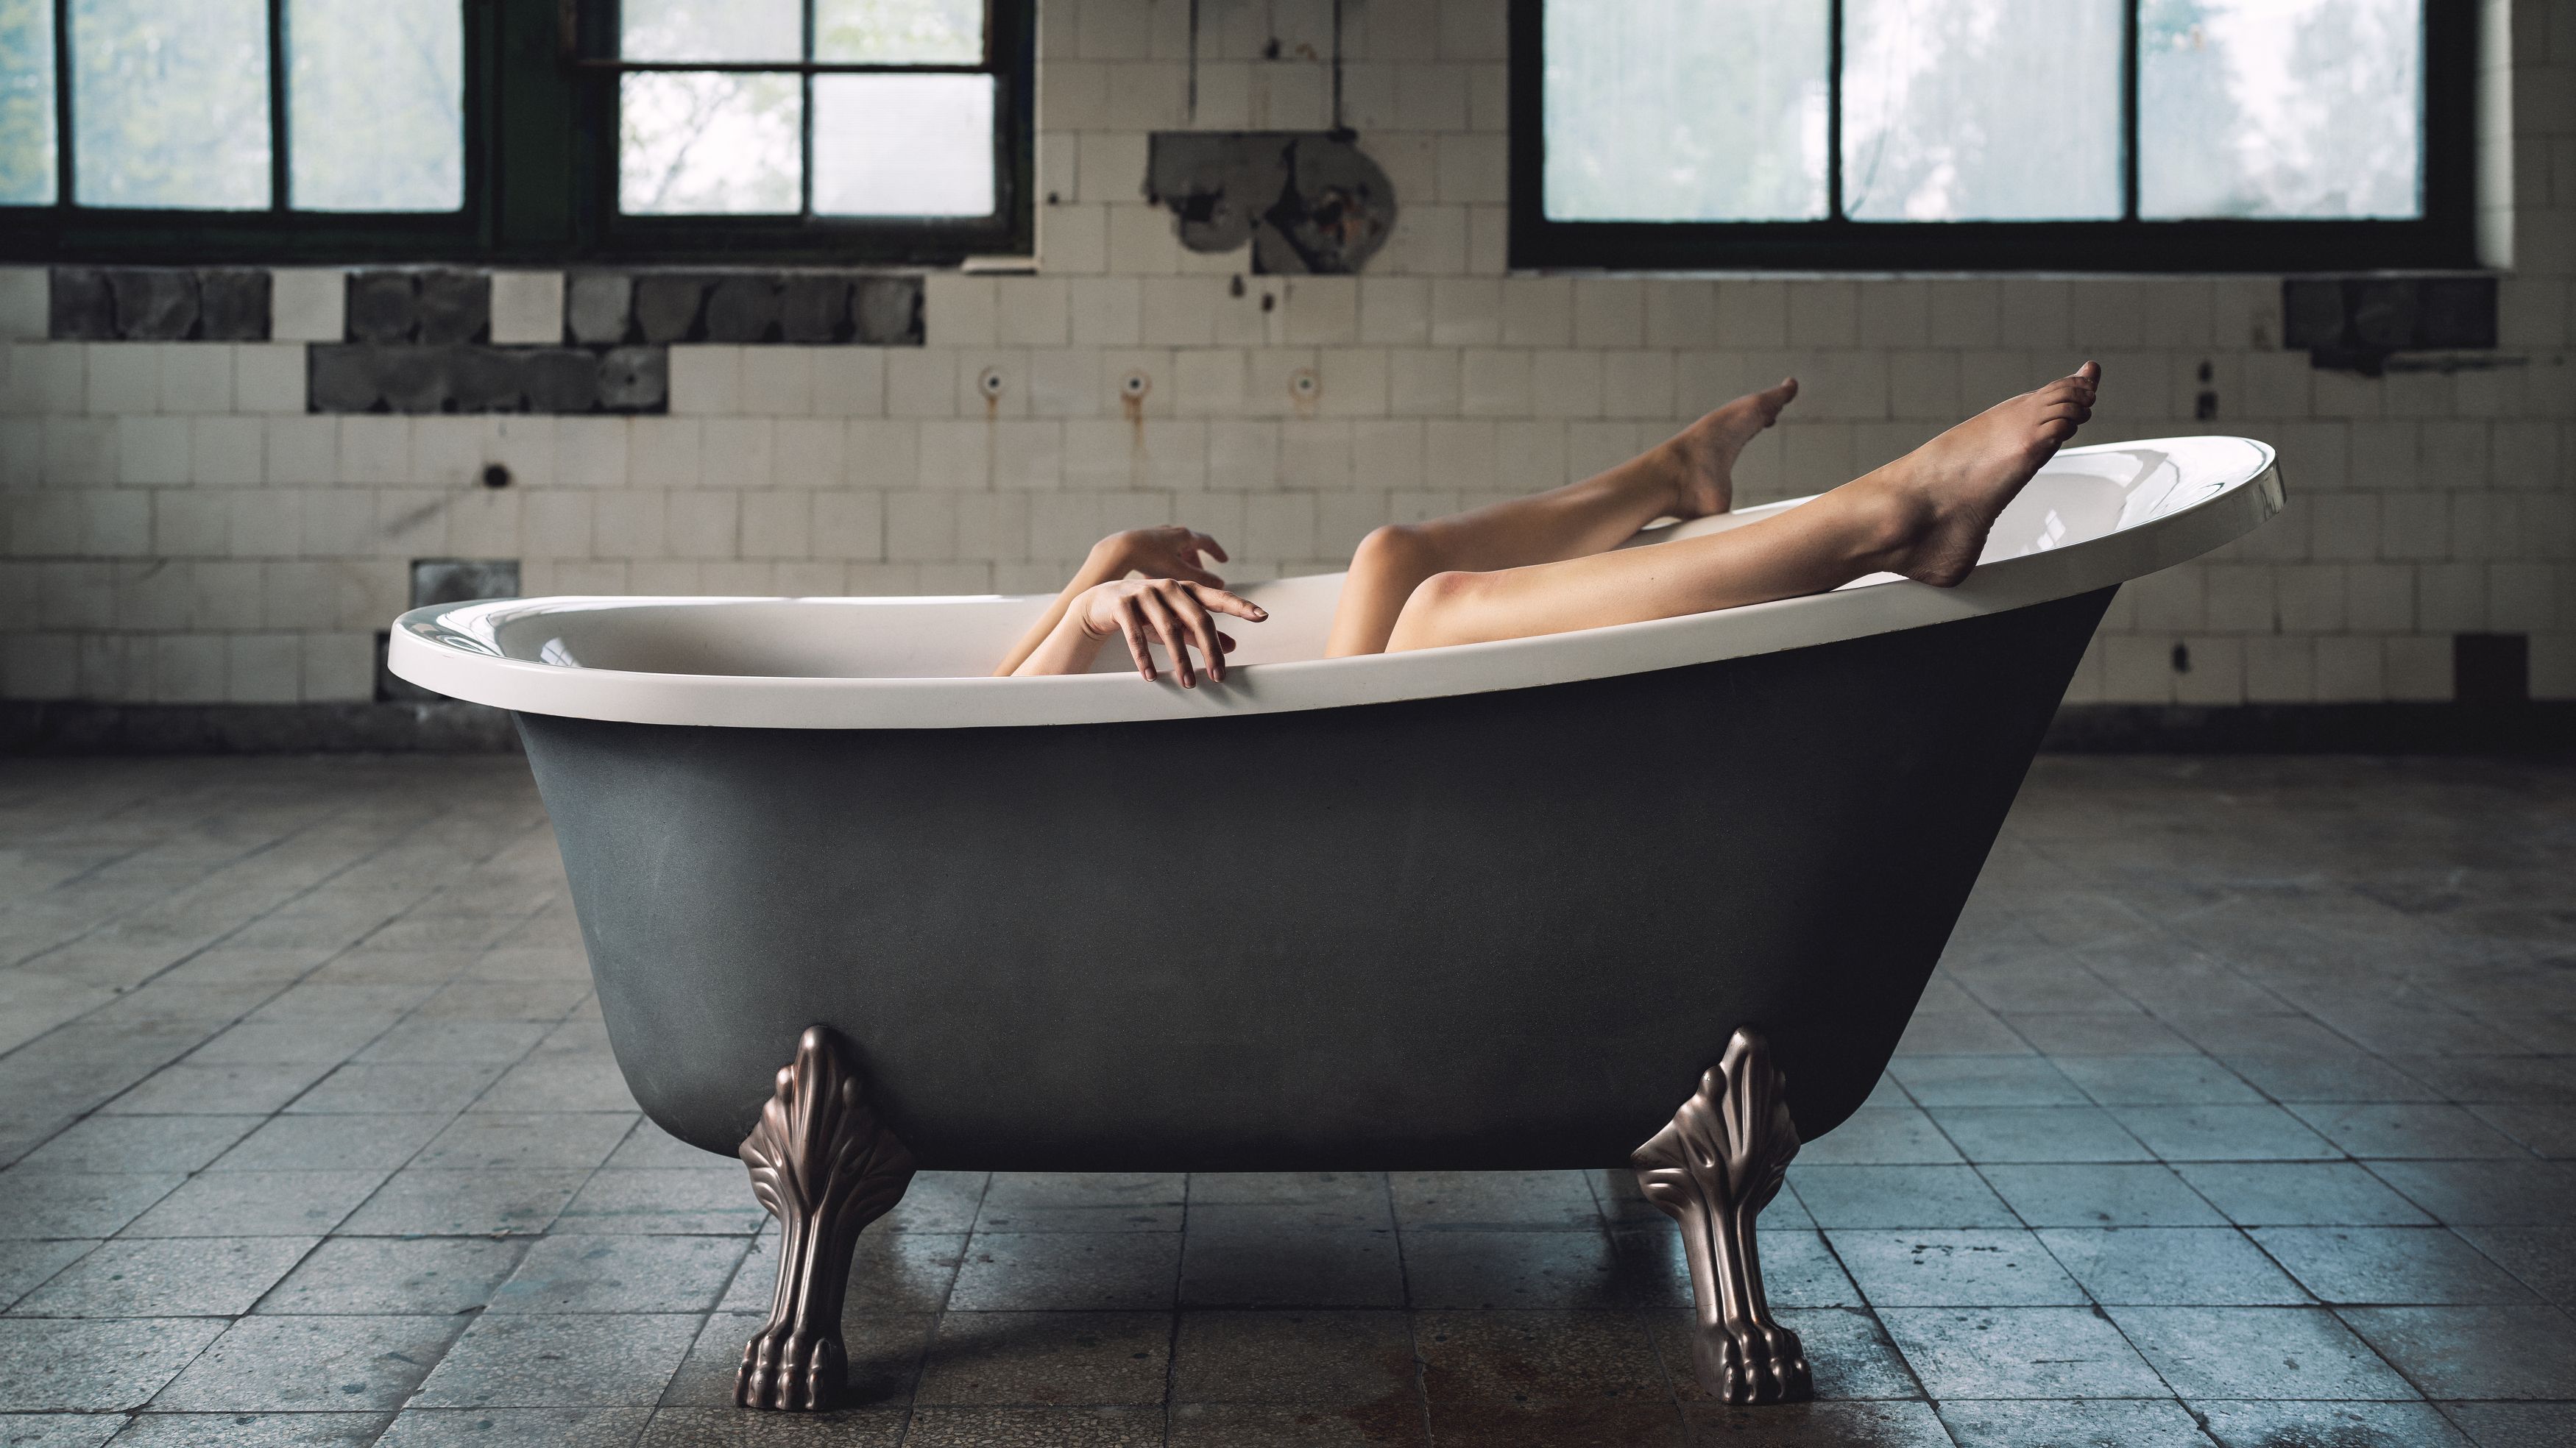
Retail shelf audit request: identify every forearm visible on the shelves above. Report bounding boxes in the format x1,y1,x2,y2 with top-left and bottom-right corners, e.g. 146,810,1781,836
1008,607,1114,676
992,547,1128,676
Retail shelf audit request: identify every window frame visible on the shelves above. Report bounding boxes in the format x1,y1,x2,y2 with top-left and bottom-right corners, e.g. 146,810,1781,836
0,0,1036,266
1507,0,2480,274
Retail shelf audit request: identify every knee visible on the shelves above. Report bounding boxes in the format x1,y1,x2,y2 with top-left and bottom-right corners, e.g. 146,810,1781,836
1352,523,1440,581
1387,569,1487,651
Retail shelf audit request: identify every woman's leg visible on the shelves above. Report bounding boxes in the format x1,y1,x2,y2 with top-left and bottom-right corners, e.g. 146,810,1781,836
1323,380,1800,656
1382,365,2100,653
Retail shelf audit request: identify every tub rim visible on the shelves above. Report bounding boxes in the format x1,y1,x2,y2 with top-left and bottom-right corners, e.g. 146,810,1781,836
390,434,2280,731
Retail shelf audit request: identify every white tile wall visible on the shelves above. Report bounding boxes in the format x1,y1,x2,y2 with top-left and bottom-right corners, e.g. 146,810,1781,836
4,0,2573,706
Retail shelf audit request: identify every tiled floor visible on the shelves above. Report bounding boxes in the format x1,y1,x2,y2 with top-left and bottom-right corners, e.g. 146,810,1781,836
0,755,2570,1447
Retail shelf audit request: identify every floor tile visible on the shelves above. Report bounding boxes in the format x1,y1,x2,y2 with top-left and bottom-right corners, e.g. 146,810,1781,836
0,1239,99,1311
722,1230,961,1316
2109,1105,2340,1163
2111,1305,2419,1399
333,1169,589,1237
0,1318,228,1410
2452,1226,2576,1306
2287,1102,2530,1160
0,1174,183,1239
208,1114,450,1172
1791,1110,1963,1166
658,1310,931,1410
2433,1401,2576,1448
2363,1160,2576,1226
105,1411,389,1446
1929,1107,2154,1163
2339,1306,2576,1399
2250,1227,2538,1305
2195,1399,2469,1448
2038,1227,2310,1305
1179,1227,1404,1308
880,1171,989,1233
1682,1399,1951,1445
352,1020,551,1067
2468,1102,2576,1160
13,1115,263,1174
1652,1307,1922,1402
10,1237,314,1318
378,1406,655,1448
486,1234,748,1314
553,1170,768,1235
408,1114,637,1173
118,1170,389,1238
1875,1307,2170,1399
1167,1401,1426,1446
1886,1059,2085,1107
1826,1229,2086,1307
944,1232,1180,1312
974,1174,1185,1233
913,1310,1171,1405
255,1237,531,1316
903,1405,1167,1445
151,1316,464,1412
1935,1398,2210,1447
1755,1228,1864,1309
2176,1163,2435,1227
1401,1228,1682,1311
1892,1012,2034,1057
1415,1309,1663,1402
1390,1171,1598,1230
598,1121,736,1173
102,1067,331,1117
285,1064,503,1117
1420,1400,1688,1446
1980,1164,2228,1227
639,1405,905,1446
1170,1310,1419,1404
1786,1166,2018,1229
409,1313,701,1408
2056,1057,2262,1107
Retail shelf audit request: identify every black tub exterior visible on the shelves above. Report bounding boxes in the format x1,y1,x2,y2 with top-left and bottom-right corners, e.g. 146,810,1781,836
517,587,2116,1171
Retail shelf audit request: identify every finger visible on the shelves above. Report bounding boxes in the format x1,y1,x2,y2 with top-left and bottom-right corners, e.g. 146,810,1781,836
1174,590,1226,684
1136,589,1193,687
1115,597,1156,681
1217,631,1237,653
1186,583,1269,623
1175,562,1225,589
1195,531,1231,564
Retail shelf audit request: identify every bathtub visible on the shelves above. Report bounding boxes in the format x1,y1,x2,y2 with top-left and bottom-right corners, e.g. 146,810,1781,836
393,436,2282,1410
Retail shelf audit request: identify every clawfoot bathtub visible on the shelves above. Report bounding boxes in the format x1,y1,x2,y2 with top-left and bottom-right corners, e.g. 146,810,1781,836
392,436,2282,1409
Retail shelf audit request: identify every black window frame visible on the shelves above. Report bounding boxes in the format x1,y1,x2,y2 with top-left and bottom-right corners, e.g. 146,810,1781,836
1,0,1034,266
1508,0,2480,273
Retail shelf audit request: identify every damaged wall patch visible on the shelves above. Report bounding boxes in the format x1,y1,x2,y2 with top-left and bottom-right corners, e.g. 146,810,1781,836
1147,132,1396,275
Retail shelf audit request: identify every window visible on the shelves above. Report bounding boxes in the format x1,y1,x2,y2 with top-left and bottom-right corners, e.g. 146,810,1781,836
1,0,1033,265
1510,0,2477,272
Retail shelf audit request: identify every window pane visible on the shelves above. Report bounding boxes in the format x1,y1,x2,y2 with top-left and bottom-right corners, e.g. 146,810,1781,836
1841,0,2122,221
1542,0,1827,222
622,0,801,63
0,0,54,205
71,0,269,208
289,0,462,211
815,0,983,63
620,71,801,214
813,74,993,216
2141,0,2422,219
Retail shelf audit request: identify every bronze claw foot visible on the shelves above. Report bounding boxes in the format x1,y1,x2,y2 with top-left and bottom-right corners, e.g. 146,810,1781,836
1633,1026,1814,1405
735,1025,916,1411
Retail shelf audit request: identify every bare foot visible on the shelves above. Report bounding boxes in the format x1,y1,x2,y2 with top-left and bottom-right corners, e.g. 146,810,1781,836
1868,362,2100,587
1663,378,1799,519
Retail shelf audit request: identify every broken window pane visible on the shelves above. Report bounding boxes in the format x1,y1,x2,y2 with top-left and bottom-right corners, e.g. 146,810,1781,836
620,71,802,214
1841,0,2123,221
2141,0,2423,219
621,0,802,63
1542,0,1828,221
813,73,994,216
71,0,269,209
815,0,984,63
289,0,463,211
0,0,54,205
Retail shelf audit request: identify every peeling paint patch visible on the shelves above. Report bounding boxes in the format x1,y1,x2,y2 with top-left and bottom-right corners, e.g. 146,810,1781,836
1147,132,1396,275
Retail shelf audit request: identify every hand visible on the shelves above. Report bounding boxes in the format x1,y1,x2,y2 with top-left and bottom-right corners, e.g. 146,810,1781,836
1090,528,1230,587
1072,578,1267,687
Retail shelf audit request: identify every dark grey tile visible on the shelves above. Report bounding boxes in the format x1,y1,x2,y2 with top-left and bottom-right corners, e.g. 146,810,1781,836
1183,1172,1390,1230
2218,1051,2441,1105
0,1318,228,1410
553,1171,768,1235
1170,1310,1418,1404
640,1404,905,1446
2177,1163,2436,1227
913,1310,1170,1405
1390,1171,1596,1230
334,1170,589,1238
2058,1056,2262,1106
258,1237,531,1316
597,1122,734,1173
902,1405,1167,1446
1414,1310,1661,1402
15,1116,263,1174
377,1406,654,1448
410,1115,637,1173
1892,1011,2032,1056
1825,1229,2085,1307
2111,1305,2418,1399
486,1235,746,1314
210,1114,448,1172
118,1171,389,1238
2452,1226,2576,1307
1785,1166,2017,1229
12,1237,315,1317
2434,1401,2576,1448
2287,1103,2530,1160
1936,1399,2209,1447
409,1314,701,1409
2037,1227,2309,1305
2338,1305,2576,1399
945,1233,1177,1312
2364,1160,2576,1226
1682,1399,1950,1445
2394,1057,2576,1104
152,1316,464,1411
2195,1400,2470,1448
353,1021,549,1067
2250,1227,2538,1305
0,1174,184,1239
1420,1400,1688,1446
105,1412,386,1446
1168,1401,1426,1446
1886,1058,2081,1106
658,1310,929,1410
1399,1229,1677,1311
2467,1102,2576,1160
1982,1164,2228,1227
1180,1228,1403,1308
1875,1307,2170,1399
2001,1014,2200,1055
1930,1107,2154,1164
1791,1110,1962,1166
2109,1105,2340,1162
972,1174,1184,1233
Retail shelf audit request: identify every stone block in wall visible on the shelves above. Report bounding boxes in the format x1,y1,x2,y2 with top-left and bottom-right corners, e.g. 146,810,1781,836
197,270,272,340
781,276,851,343
347,272,420,344
106,269,199,339
854,277,924,344
567,274,634,344
526,349,603,412
597,347,667,410
634,277,709,343
704,276,782,342
49,269,114,340
417,271,491,345
309,342,665,414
